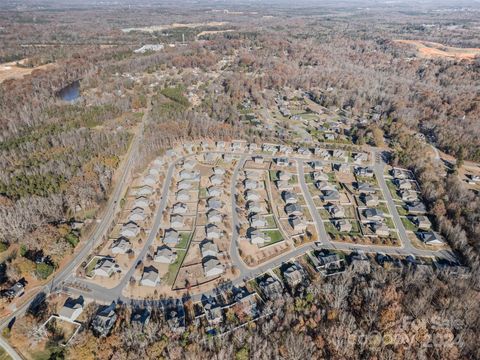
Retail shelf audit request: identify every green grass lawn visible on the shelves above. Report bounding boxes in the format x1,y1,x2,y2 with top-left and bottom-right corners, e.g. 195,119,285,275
265,214,277,228
401,217,418,232
199,187,207,199
0,347,12,360
85,257,99,277
269,170,279,182
304,174,314,183
176,232,191,249
318,208,331,219
396,205,408,216
261,230,284,247
166,250,187,285
386,180,401,200
377,203,390,215
288,175,298,184
385,217,395,229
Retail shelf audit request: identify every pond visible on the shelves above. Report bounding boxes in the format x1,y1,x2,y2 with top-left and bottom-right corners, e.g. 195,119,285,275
57,80,80,102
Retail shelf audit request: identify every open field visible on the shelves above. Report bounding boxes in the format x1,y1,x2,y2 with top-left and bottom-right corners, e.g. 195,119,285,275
0,60,55,83
122,22,228,33
394,40,480,61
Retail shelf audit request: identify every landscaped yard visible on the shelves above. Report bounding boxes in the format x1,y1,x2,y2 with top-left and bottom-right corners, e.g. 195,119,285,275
166,249,187,285
265,214,277,228
269,170,279,182
396,205,408,216
176,232,192,249
401,217,418,231
261,229,284,247
199,187,207,199
85,257,100,277
386,180,401,200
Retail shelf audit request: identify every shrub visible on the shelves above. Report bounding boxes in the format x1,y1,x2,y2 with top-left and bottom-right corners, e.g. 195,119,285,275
36,262,54,280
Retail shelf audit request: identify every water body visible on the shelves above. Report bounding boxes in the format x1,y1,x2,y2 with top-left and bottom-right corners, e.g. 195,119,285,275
57,80,80,102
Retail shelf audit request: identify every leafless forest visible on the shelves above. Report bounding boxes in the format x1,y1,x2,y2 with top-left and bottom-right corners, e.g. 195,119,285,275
0,0,479,359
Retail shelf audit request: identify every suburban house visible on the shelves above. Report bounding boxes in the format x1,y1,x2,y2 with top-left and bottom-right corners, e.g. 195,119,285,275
204,152,218,163
249,229,270,245
328,204,345,218
91,303,117,337
324,133,335,141
177,180,193,190
244,179,258,190
200,240,219,258
355,182,376,194
142,174,157,187
203,257,224,277
231,140,245,152
247,201,262,214
400,190,419,202
245,170,262,180
183,143,194,153
207,209,222,223
285,203,303,216
350,254,371,274
248,143,258,152
276,157,289,166
354,166,374,177
276,180,294,191
140,266,160,287
164,229,180,246
201,141,209,150
419,231,445,245
332,149,346,159
322,190,340,202
5,282,25,298
297,147,311,156
353,152,368,163
207,186,222,197
170,214,184,229
249,214,267,228
283,263,305,287
413,215,431,230
58,296,84,322
223,153,234,162
311,160,323,170
206,224,221,239
165,149,176,158
179,169,199,181
172,202,188,214
216,141,225,150
213,167,226,175
133,196,149,209
335,219,352,232
279,145,292,154
278,170,292,181
154,245,177,264
314,252,345,275
176,189,190,202
128,207,146,222
316,181,335,192
406,201,427,214
110,237,131,255
210,174,224,186
370,222,389,237
391,168,409,179
253,155,264,164
120,221,140,238
183,159,196,170
93,258,119,277
363,208,384,221
361,193,378,207
317,149,331,159
245,189,260,202
289,216,307,232
282,191,298,204
152,158,163,169
204,303,224,325
136,185,153,196
333,163,349,173
258,276,283,300
394,178,413,190
207,198,223,210
312,171,329,181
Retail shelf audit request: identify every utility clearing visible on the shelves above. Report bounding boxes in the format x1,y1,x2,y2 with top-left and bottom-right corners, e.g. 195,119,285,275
395,39,480,61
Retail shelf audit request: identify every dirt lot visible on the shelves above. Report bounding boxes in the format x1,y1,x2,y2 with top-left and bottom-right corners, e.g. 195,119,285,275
0,59,54,83
394,40,480,61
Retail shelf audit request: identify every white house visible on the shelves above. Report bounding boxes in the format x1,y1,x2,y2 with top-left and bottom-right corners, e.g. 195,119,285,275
419,231,445,245
203,257,224,277
176,190,190,202
58,297,84,322
244,179,258,190
136,185,153,196
207,186,222,197
172,202,188,214
200,240,219,258
245,190,260,202
177,180,192,190
128,207,146,222
120,221,140,238
213,167,226,175
206,224,221,239
142,174,157,187
210,175,224,186
94,258,118,277
249,214,267,228
170,214,184,229
207,209,222,223
133,196,149,209
249,230,270,245
110,237,131,255
164,229,179,246
155,245,177,264
140,266,160,287
282,191,298,204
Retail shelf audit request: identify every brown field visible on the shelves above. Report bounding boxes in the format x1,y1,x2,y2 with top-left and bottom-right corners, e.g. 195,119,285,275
0,59,54,83
394,40,480,61
122,21,229,33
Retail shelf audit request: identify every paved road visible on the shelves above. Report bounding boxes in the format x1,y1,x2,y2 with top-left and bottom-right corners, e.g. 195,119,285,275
0,336,22,360
296,160,331,245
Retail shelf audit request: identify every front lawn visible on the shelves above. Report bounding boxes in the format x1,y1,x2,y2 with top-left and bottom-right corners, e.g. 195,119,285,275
166,250,187,285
